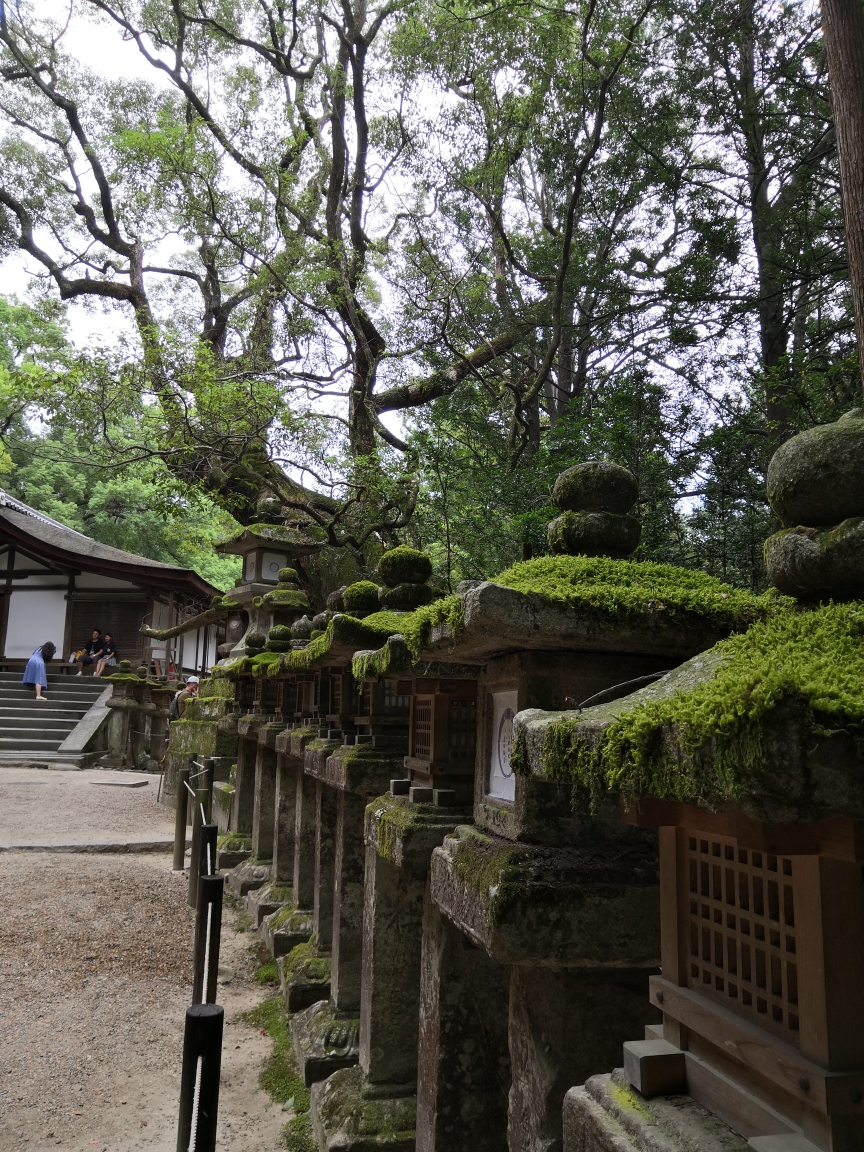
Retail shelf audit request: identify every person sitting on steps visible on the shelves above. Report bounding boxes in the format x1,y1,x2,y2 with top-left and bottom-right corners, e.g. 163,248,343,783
94,632,118,677
75,629,104,675
23,642,56,701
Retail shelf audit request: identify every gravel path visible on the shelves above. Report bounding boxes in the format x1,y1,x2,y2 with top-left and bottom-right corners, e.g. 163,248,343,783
0,777,288,1152
0,768,175,846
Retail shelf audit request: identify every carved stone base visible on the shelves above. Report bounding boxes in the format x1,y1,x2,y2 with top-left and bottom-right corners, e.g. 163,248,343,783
243,878,290,927
278,942,331,1012
290,999,360,1087
310,1066,416,1152
225,858,271,898
260,903,313,957
563,1069,751,1152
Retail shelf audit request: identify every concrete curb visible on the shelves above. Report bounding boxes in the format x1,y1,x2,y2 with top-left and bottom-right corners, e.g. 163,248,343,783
0,838,186,854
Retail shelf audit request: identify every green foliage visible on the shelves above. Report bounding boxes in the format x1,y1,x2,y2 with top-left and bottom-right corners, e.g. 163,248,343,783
492,555,783,629
256,960,279,985
527,603,864,808
342,581,381,617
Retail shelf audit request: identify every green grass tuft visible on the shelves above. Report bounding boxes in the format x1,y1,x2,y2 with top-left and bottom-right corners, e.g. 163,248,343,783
256,959,279,985
241,997,311,1112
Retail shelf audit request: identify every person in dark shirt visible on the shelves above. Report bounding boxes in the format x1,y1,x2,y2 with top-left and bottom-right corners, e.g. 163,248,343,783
95,633,118,677
75,629,104,675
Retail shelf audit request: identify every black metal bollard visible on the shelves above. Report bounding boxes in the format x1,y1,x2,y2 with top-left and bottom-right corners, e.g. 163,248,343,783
175,1003,223,1152
192,873,224,1005
173,767,190,872
199,823,219,881
187,787,209,908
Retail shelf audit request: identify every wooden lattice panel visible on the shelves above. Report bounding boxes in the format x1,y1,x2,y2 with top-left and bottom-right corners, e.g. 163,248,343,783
412,696,433,758
448,697,476,760
384,684,410,715
686,832,799,1043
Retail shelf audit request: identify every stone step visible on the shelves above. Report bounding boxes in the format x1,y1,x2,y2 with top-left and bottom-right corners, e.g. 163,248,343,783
0,711,82,723
0,735,64,751
0,716,77,731
0,693,100,707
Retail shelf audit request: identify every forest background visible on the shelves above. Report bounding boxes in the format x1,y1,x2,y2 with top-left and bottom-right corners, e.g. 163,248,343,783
0,0,855,594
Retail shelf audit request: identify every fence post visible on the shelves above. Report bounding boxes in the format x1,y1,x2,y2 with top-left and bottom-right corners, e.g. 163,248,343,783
188,787,209,908
175,1003,223,1152
192,872,224,1005
200,823,219,882
173,766,190,872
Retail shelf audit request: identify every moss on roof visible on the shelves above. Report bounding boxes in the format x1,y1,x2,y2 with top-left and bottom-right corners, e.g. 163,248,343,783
514,602,864,811
492,555,783,630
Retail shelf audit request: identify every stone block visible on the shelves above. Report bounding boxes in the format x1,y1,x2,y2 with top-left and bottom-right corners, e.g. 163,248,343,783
430,825,660,966
291,999,360,1086
213,782,234,831
261,902,313,957
311,1066,416,1152
242,878,288,926
622,1039,686,1097
278,941,331,1012
313,744,405,794
225,858,271,898
562,1070,750,1151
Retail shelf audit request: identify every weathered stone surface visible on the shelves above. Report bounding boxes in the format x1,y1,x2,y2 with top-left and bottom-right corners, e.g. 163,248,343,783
509,969,659,1152
243,878,289,925
291,999,360,1086
562,1070,748,1151
261,902,313,957
764,518,864,600
309,745,405,795
365,795,470,873
766,410,864,527
279,941,331,1012
378,546,433,587
416,892,511,1152
315,782,338,950
331,791,367,1013
547,511,641,559
430,826,660,967
273,759,298,882
378,582,433,610
552,461,639,514
311,1066,417,1152
252,745,277,860
212,781,234,831
294,768,318,909
423,581,728,663
225,857,271,898
167,719,237,759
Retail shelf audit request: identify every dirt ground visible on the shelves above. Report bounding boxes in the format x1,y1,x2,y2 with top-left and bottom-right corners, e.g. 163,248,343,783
0,768,288,1152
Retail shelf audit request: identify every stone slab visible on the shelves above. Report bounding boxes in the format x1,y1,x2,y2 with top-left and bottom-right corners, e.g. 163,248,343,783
0,838,179,853
225,857,271,898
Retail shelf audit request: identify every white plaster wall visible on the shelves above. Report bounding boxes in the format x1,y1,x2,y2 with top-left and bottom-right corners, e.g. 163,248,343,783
6,590,68,657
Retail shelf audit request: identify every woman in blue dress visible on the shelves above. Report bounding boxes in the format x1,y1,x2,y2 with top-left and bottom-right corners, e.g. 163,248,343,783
22,642,56,701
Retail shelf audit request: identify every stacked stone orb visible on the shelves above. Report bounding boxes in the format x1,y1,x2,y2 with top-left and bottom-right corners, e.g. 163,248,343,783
765,408,864,600
376,545,434,609
546,460,641,558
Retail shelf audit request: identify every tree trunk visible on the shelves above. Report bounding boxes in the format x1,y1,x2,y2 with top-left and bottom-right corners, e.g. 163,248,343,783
821,0,864,402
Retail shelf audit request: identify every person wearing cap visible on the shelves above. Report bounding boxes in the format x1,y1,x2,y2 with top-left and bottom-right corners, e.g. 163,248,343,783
174,676,200,718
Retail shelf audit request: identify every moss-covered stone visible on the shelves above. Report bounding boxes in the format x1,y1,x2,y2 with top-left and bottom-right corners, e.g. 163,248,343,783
377,546,433,587
310,1065,416,1151
217,832,251,851
281,939,332,985
257,589,310,611
343,581,381,617
514,602,864,821
552,461,638,514
167,719,238,758
547,510,641,558
764,518,864,600
278,567,300,583
377,582,433,610
766,409,864,527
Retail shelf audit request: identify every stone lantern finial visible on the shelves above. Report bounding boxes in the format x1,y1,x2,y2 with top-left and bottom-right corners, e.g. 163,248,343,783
764,407,864,600
546,460,641,558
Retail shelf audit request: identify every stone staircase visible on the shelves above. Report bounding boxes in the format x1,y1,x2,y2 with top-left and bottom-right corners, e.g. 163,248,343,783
0,671,108,762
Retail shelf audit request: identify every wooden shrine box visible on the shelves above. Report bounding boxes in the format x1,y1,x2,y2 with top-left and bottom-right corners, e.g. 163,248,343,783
352,678,411,746
403,677,478,802
622,800,864,1151
234,673,256,715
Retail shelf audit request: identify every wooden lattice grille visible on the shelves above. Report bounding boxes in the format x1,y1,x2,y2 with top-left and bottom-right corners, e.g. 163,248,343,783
384,683,410,715
448,697,476,760
412,696,433,758
686,832,799,1043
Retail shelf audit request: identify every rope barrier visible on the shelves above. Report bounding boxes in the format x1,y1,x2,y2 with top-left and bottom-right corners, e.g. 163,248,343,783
188,1055,204,1152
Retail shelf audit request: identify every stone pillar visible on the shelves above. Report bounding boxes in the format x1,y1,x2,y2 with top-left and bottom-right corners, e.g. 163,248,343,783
331,790,366,1013
252,743,277,860
507,966,656,1152
360,844,427,1086
294,768,318,909
314,783,338,950
231,734,256,834
416,893,511,1152
273,756,299,885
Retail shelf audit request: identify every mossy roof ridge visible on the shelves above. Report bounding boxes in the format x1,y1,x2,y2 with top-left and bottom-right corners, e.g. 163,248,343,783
513,602,864,817
492,555,783,629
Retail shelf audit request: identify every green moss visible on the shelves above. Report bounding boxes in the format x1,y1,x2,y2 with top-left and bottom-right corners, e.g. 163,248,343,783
367,794,419,861
492,555,783,629
378,545,433,586
447,828,527,922
241,997,311,1112
251,651,282,674
281,939,331,984
257,959,279,984
608,1082,653,1121
528,603,864,809
282,1113,316,1152
256,589,310,610
343,580,381,616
